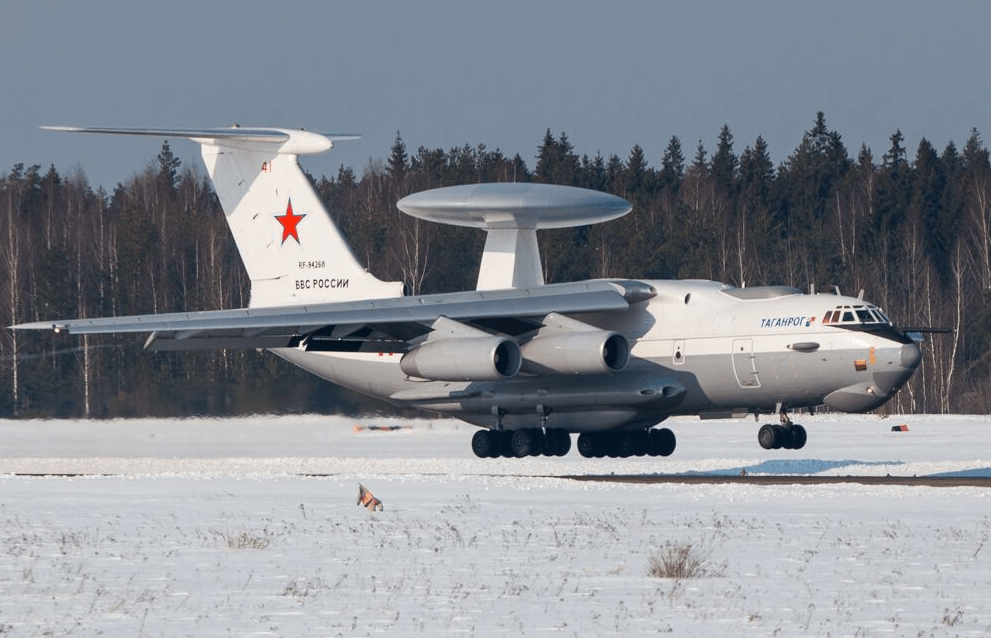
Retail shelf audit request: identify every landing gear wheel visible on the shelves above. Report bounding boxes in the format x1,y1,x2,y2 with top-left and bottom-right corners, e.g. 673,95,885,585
648,428,677,456
774,424,793,449
758,421,807,450
614,433,637,458
545,429,571,457
758,423,778,450
510,429,533,457
633,430,650,456
497,431,514,458
529,428,546,456
540,429,557,457
576,433,597,458
790,424,807,450
471,430,495,458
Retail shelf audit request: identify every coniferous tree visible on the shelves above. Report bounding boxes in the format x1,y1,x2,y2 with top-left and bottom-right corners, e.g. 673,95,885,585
658,136,685,193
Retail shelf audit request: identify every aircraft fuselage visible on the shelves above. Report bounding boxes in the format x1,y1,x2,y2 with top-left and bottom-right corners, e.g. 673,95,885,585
273,279,921,433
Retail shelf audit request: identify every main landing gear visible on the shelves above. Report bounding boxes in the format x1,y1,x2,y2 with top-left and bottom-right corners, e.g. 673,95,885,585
576,428,676,458
470,427,677,459
757,411,807,450
471,428,572,458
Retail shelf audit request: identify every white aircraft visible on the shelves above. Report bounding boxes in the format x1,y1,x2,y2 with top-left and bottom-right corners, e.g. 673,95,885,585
13,126,923,459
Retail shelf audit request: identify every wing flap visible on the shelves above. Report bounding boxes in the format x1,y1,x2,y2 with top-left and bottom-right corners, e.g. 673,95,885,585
145,333,297,351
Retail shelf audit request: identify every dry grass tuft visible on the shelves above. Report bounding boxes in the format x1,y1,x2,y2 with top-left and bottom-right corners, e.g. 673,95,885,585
216,530,270,550
647,539,725,579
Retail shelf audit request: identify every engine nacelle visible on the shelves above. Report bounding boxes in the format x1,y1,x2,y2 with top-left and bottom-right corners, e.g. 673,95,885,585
400,337,522,381
521,330,630,375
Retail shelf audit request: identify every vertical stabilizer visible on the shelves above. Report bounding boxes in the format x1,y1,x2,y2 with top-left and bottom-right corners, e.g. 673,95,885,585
43,126,405,307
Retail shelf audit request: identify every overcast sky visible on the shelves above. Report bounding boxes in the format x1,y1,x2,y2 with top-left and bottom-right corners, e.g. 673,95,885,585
3,0,990,190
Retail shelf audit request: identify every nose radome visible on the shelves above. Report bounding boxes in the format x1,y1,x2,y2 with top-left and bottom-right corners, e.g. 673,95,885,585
901,343,922,369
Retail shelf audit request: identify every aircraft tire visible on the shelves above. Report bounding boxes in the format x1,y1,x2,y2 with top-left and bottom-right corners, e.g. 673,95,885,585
791,424,808,450
545,429,571,457
758,424,778,450
497,431,515,458
774,424,793,449
510,429,534,457
603,435,618,458
649,428,677,456
615,432,636,458
576,433,597,458
633,430,650,456
528,428,546,457
541,432,557,457
659,428,677,456
471,430,495,458
647,430,661,456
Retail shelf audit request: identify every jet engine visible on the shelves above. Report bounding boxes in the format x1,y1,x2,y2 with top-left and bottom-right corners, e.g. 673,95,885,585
400,317,523,381
400,336,521,381
520,312,630,375
521,330,630,375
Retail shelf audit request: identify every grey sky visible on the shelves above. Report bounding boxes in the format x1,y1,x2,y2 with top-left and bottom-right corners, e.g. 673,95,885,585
3,0,990,190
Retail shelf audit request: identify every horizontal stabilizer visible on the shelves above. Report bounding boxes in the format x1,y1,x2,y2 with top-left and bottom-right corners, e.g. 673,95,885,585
41,126,360,152
43,125,399,308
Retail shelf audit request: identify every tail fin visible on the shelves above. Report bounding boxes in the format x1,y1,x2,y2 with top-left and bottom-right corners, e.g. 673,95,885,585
44,126,405,307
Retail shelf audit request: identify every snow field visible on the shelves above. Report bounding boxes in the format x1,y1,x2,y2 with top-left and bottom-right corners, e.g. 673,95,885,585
2,414,991,636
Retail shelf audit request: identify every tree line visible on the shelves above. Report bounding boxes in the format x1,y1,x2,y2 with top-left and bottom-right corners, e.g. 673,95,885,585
1,112,988,417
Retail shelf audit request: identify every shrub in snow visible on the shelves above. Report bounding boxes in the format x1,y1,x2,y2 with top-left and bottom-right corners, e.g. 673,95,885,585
647,540,725,579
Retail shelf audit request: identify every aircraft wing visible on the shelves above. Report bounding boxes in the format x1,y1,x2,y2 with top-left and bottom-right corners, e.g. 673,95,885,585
11,280,655,352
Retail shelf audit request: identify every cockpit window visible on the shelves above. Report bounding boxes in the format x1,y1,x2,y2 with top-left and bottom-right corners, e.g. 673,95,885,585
823,304,891,326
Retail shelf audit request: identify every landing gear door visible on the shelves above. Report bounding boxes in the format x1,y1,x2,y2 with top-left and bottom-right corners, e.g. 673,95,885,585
732,338,760,388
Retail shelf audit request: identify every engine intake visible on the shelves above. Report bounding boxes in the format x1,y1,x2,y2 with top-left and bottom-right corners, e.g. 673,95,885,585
400,336,522,381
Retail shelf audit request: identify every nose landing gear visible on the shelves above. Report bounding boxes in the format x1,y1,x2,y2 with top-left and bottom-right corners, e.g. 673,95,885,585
757,410,807,450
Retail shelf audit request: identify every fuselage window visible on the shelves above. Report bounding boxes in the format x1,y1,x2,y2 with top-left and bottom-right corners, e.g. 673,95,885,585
842,311,855,322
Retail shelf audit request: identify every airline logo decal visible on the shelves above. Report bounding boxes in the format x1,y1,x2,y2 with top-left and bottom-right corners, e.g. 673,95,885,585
275,199,306,244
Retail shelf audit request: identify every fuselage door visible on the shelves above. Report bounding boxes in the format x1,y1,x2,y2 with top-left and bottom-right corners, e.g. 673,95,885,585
732,338,760,388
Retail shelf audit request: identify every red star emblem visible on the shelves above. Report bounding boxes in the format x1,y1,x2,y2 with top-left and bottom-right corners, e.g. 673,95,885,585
275,199,306,244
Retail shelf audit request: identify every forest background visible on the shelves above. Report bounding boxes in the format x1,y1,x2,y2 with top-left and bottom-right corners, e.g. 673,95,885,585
2,112,989,418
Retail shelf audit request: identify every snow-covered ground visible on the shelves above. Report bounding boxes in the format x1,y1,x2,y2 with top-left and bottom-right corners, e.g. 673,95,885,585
2,414,991,637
